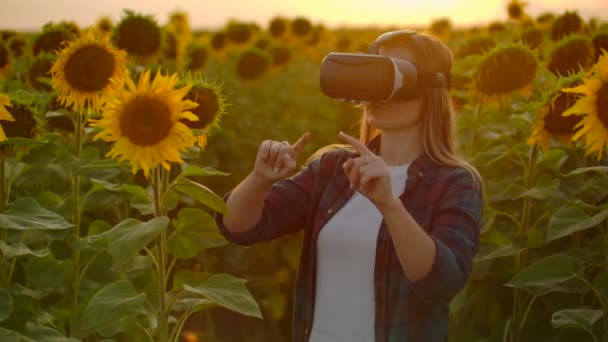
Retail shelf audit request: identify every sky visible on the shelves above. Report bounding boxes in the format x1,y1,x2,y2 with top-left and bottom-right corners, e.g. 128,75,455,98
0,0,606,32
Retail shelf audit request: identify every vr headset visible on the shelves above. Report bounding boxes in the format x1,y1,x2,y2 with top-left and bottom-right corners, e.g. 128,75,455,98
319,30,450,103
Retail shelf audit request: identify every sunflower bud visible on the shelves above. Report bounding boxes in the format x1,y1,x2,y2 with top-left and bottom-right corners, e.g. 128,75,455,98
33,23,75,56
226,21,253,44
291,17,312,38
457,35,495,57
547,35,593,76
269,17,288,39
475,43,538,95
270,44,292,67
185,44,208,72
507,0,526,21
520,27,543,49
592,32,608,63
551,11,584,41
26,54,56,91
236,47,271,80
112,10,162,60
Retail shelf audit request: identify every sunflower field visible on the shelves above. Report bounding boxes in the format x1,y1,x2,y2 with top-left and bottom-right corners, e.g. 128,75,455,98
0,1,608,341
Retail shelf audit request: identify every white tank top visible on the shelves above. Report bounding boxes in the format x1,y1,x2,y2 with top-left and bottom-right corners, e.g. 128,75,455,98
310,163,410,342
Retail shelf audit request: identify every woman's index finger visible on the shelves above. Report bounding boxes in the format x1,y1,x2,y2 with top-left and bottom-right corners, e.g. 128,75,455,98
338,131,374,156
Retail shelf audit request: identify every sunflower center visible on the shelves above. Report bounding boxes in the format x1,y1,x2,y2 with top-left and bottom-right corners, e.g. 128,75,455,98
120,96,172,146
64,45,116,92
596,82,608,129
184,89,218,129
543,92,583,135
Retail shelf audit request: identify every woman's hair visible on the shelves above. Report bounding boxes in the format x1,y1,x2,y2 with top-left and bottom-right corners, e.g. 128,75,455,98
308,31,481,183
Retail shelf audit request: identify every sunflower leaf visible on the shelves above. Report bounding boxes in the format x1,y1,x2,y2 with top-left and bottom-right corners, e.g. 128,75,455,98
182,273,262,318
167,208,227,259
0,198,73,230
107,217,169,268
172,177,228,214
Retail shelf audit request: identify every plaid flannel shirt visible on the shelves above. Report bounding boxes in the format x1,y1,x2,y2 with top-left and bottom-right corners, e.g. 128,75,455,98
214,135,483,342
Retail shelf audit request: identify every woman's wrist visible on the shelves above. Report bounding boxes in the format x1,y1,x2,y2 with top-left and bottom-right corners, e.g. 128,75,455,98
376,195,402,214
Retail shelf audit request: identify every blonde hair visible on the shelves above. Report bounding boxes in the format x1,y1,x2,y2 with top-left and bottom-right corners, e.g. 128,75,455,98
308,32,481,183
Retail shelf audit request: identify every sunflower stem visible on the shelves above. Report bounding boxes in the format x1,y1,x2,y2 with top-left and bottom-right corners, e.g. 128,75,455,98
71,109,86,324
0,155,7,288
510,144,539,342
471,95,485,158
154,166,169,342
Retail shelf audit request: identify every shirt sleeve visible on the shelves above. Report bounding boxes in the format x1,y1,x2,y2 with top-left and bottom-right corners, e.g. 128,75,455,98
408,167,483,303
214,156,321,246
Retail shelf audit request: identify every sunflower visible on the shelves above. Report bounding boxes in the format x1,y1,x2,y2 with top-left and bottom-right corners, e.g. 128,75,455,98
185,43,208,72
33,23,75,56
0,42,10,77
475,43,538,95
179,75,227,149
112,10,162,62
90,69,198,177
50,30,128,113
0,95,14,141
507,0,527,21
236,47,271,80
268,17,288,39
26,54,56,91
561,51,608,159
291,17,312,38
528,73,585,151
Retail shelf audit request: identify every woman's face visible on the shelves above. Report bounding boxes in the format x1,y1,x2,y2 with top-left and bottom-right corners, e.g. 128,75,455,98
365,43,424,132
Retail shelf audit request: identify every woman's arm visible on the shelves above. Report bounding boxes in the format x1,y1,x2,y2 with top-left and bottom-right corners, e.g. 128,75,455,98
222,133,310,234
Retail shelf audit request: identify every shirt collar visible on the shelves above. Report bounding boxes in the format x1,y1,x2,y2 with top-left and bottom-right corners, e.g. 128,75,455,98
365,134,435,184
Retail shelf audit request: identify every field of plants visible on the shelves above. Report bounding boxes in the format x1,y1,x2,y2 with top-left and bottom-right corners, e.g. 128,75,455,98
0,1,607,341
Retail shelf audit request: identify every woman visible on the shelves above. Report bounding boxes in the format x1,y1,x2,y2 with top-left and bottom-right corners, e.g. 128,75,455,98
214,30,483,342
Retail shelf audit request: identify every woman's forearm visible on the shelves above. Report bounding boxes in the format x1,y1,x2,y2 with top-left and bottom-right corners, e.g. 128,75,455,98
378,197,436,282
222,172,274,234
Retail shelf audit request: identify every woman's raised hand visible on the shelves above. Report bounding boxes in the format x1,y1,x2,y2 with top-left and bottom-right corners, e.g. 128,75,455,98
252,132,311,184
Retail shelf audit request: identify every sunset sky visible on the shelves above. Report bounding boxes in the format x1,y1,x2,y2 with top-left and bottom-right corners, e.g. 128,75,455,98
0,0,606,31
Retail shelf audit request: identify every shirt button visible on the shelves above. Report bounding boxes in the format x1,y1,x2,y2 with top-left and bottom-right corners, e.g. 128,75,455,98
327,208,333,214
418,171,424,178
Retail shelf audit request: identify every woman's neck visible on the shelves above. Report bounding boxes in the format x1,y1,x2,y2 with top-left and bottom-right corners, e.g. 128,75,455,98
379,128,423,166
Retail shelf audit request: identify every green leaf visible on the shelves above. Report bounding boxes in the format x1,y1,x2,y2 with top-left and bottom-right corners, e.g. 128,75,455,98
566,166,608,177
171,297,216,313
0,288,12,322
515,175,560,200
539,148,568,173
0,198,73,230
79,158,130,170
167,208,227,259
0,241,49,259
182,274,262,318
172,178,228,214
107,217,169,268
551,309,603,336
0,327,35,341
474,145,511,168
24,254,73,290
547,206,608,242
475,244,526,262
81,280,146,335
0,137,46,147
24,323,80,342
181,164,230,177
11,285,56,300
506,254,576,288
25,254,74,290
89,179,152,215
594,272,608,298
172,270,212,291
